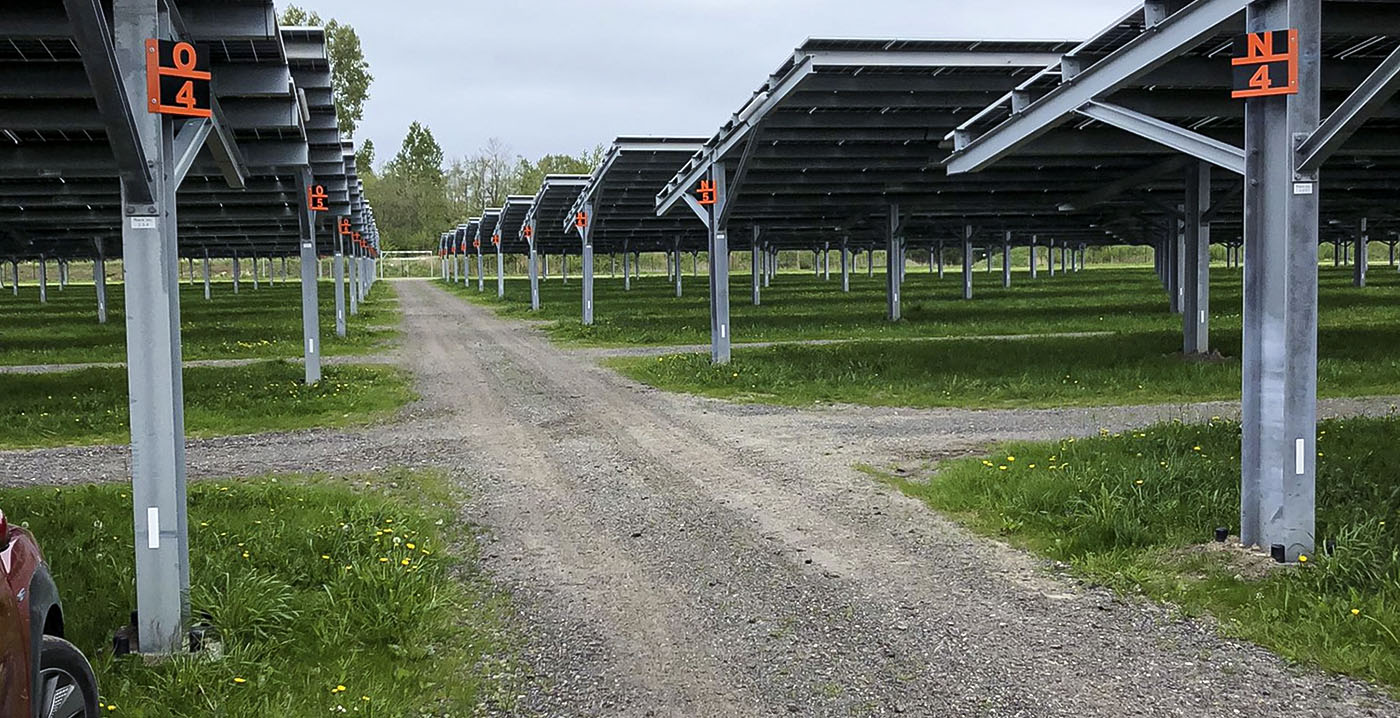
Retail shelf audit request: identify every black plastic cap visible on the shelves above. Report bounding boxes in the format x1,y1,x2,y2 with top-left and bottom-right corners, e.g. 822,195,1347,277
1271,543,1286,563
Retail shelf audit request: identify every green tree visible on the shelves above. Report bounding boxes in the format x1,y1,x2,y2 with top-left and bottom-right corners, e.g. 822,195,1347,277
278,5,373,137
383,122,445,183
355,139,377,179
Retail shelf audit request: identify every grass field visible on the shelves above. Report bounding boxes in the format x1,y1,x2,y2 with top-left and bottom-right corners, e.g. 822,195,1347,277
0,470,521,717
0,361,415,450
870,416,1400,692
0,280,398,366
448,264,1400,408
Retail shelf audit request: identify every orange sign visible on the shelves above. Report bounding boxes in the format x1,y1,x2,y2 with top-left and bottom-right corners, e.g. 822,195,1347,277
145,40,211,117
575,211,588,229
523,226,534,240
307,184,329,213
696,179,717,206
338,217,352,236
492,234,501,246
1231,29,1298,99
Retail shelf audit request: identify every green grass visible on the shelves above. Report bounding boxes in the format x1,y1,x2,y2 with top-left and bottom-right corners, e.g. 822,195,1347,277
871,416,1400,691
0,281,398,366
0,470,521,716
608,326,1400,409
520,265,1400,408
0,362,416,449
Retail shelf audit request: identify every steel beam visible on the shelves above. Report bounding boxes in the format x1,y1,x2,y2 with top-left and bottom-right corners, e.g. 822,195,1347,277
946,0,1248,174
1296,43,1400,172
1076,101,1245,175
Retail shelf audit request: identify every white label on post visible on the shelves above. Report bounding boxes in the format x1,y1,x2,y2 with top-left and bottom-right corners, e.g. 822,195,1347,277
130,216,157,229
146,507,160,549
302,242,313,249
307,338,315,354
721,324,727,338
1295,438,1306,475
1293,182,1315,195
1200,310,1206,324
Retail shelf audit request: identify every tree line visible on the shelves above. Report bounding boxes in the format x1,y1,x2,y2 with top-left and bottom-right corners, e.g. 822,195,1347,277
279,5,602,251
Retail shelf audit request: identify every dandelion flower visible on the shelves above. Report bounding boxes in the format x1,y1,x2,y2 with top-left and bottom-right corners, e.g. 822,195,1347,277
233,677,247,685
1351,608,1361,616
1298,554,1309,563
378,557,389,563
400,558,411,566
321,554,331,560
1135,480,1144,485
406,543,416,550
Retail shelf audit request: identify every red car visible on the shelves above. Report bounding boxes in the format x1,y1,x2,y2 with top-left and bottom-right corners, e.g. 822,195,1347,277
0,508,99,718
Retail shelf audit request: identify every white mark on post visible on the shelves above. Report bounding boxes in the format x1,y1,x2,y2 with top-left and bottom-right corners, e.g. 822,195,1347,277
146,507,160,549
1295,438,1306,475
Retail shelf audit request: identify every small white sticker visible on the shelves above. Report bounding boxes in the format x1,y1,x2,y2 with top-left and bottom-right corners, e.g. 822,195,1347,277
130,216,157,229
1199,310,1206,323
302,242,312,249
307,338,315,354
1293,182,1314,195
1295,438,1306,475
146,507,160,549
721,324,728,338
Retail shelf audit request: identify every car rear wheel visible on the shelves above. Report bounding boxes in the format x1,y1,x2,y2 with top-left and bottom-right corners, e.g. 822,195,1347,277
38,635,99,718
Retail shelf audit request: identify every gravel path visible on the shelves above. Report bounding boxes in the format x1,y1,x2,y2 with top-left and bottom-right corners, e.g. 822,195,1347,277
0,353,396,375
2,278,1396,717
571,331,1117,359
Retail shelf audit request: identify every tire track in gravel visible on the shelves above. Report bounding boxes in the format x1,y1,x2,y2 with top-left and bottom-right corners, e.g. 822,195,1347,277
2,279,1397,717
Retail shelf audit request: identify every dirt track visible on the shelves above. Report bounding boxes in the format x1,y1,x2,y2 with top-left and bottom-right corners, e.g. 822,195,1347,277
3,278,1396,717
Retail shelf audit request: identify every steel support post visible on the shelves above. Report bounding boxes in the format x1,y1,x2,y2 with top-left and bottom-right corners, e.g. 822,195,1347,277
624,243,632,291
300,220,321,385
1167,224,1182,314
202,251,210,300
333,242,346,338
1354,218,1368,287
823,244,831,280
1002,233,1012,289
476,247,485,292
9,261,17,295
841,239,850,292
581,202,595,326
94,240,108,324
1183,162,1211,354
1240,0,1320,562
59,260,67,290
986,248,993,273
496,244,505,298
252,254,260,290
751,229,761,306
1030,236,1039,279
763,245,772,288
347,248,359,316
232,251,241,293
528,222,540,312
673,243,683,297
936,241,945,278
563,254,569,284
886,204,901,321
113,0,190,654
962,226,973,300
867,250,874,277
1049,239,1057,277
38,256,47,303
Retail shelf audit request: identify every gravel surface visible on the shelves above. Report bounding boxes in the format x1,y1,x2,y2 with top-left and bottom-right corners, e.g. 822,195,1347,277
572,331,1117,359
2,279,1396,717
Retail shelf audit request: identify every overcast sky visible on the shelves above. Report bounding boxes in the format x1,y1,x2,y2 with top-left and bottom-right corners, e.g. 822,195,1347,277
286,1,1137,166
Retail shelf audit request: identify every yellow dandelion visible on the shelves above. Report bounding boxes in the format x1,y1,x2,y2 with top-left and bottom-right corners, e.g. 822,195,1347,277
406,543,416,550
361,696,371,702
998,465,1008,471
1028,464,1037,469
379,557,389,563
1351,608,1361,616
233,677,247,684
1134,480,1144,485
241,551,249,559
400,558,411,566
1298,554,1309,563
1007,456,1015,462
321,554,331,560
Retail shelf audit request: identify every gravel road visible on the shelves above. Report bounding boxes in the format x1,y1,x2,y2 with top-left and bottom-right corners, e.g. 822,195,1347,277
2,278,1396,717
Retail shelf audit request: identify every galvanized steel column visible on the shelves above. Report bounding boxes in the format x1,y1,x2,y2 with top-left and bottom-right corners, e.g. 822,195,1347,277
962,225,973,300
1183,162,1211,354
300,218,322,385
1002,232,1012,289
1240,0,1320,561
1354,217,1368,287
885,203,901,321
94,240,107,324
333,240,346,338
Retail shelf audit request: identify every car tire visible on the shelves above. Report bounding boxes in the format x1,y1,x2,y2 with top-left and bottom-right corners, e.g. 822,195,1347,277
37,635,99,718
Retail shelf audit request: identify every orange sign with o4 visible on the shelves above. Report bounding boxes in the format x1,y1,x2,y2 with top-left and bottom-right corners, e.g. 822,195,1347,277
145,40,211,117
575,211,589,229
